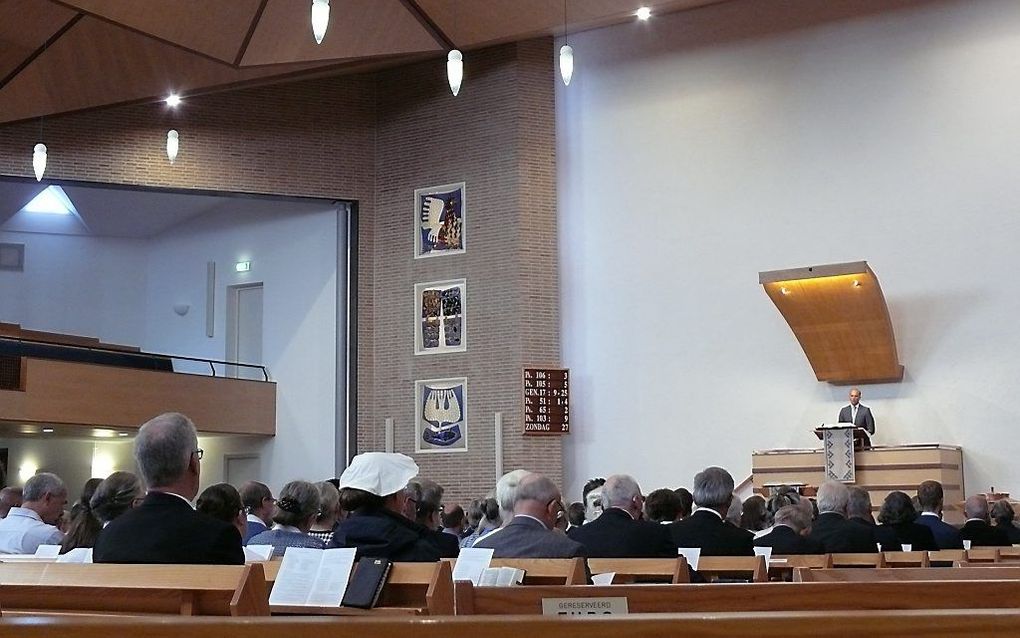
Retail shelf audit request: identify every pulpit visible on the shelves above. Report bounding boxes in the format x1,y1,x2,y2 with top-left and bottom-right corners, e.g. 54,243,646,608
814,424,871,482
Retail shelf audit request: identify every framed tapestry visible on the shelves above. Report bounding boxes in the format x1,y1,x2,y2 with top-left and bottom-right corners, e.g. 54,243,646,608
414,279,466,355
415,377,468,453
414,182,465,258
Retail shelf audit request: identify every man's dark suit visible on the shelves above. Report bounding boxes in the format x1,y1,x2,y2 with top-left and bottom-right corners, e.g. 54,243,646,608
874,521,938,551
753,525,825,555
473,516,586,558
567,508,675,557
667,509,754,556
915,513,964,549
838,404,875,435
960,519,1010,547
807,512,876,553
94,491,244,564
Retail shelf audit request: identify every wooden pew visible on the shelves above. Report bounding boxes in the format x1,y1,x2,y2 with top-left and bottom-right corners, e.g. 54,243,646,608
965,548,1001,563
766,554,831,580
830,553,886,568
586,557,689,583
443,558,586,585
452,580,1020,615
696,555,767,582
266,560,454,615
931,550,967,566
883,551,929,567
7,610,1020,638
0,563,268,616
796,567,1020,582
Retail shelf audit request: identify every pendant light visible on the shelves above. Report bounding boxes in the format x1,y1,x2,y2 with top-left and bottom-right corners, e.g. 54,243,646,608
311,0,329,44
559,0,573,86
447,49,463,96
33,143,47,181
166,130,179,164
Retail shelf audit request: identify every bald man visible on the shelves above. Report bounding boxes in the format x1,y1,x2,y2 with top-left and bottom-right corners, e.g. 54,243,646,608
838,388,875,435
960,495,1010,547
568,474,675,557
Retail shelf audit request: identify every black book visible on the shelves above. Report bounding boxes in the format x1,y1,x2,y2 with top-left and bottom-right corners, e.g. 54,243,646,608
341,558,392,609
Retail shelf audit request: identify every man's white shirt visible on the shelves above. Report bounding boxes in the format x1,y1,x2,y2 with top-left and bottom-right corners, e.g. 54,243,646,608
0,507,63,554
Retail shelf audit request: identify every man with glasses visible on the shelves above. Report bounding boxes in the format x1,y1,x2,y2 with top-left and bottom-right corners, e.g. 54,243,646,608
474,473,587,560
568,474,676,558
94,412,244,564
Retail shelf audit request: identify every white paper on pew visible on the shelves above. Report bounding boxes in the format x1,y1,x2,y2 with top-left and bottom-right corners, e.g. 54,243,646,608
244,545,274,562
306,548,356,607
753,546,772,565
453,547,494,585
35,545,61,558
678,547,701,571
963,540,972,550
901,544,912,552
769,558,787,564
56,548,91,563
269,547,326,606
591,572,615,586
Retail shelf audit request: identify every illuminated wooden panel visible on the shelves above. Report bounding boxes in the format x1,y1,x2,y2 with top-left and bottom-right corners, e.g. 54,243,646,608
760,261,903,385
0,0,78,82
59,0,264,63
0,358,275,436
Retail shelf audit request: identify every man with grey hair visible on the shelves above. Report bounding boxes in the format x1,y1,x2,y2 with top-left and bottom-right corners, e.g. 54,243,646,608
807,480,875,553
846,486,876,527
568,474,676,557
476,469,530,542
0,473,66,553
0,487,23,518
754,505,824,555
667,467,753,556
94,412,244,564
474,473,586,559
960,494,1010,547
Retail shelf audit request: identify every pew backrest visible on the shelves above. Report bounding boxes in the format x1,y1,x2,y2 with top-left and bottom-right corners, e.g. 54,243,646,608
586,557,690,584
795,567,1020,582
696,555,767,582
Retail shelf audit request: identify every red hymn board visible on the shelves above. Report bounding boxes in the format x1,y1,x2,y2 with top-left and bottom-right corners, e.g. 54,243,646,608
523,367,569,435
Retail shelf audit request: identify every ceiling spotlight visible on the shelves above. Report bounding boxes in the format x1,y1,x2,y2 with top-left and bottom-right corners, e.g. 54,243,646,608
165,93,182,107
780,287,790,295
852,279,862,288
42,428,54,434
559,44,574,86
636,6,652,20
32,143,47,181
166,129,179,164
447,49,463,96
118,432,129,437
311,0,329,44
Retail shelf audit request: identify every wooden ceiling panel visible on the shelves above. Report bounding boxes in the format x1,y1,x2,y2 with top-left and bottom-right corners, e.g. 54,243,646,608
240,0,442,66
0,17,348,124
0,0,79,83
58,0,264,63
414,0,725,48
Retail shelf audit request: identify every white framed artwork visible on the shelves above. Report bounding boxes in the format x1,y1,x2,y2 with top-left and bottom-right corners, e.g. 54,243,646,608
414,182,465,258
415,377,468,453
414,279,466,355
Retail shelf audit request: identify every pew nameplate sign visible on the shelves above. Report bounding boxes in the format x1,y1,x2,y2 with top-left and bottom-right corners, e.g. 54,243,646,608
541,597,629,616
523,367,569,436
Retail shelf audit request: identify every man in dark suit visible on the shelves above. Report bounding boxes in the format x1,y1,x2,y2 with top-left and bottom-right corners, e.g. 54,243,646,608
754,505,824,555
568,474,676,557
94,412,244,564
914,480,964,549
807,480,876,553
838,387,875,436
474,473,586,559
667,467,753,556
960,495,1010,547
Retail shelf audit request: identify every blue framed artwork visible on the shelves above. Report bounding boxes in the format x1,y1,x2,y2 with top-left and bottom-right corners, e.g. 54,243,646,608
415,377,468,453
414,182,465,258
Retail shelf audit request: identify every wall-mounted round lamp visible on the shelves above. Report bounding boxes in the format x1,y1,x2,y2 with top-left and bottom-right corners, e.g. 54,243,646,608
173,303,190,316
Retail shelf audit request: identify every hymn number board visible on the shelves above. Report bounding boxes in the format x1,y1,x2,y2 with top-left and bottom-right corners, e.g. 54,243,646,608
523,367,569,436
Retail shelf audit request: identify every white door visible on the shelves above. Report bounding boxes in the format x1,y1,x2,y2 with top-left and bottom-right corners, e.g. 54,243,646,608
224,455,260,486
226,283,263,380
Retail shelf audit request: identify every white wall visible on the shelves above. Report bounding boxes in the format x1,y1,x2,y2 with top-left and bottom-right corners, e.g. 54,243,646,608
0,438,135,497
558,0,1020,500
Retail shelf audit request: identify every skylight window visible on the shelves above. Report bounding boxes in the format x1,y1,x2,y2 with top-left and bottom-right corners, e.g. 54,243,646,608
23,185,76,215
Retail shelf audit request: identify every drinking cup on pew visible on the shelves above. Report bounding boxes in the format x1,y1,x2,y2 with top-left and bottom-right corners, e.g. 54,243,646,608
753,546,772,565
963,540,972,550
901,544,912,552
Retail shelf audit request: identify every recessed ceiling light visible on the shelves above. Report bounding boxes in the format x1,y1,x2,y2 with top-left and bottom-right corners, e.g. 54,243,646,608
93,429,115,438
42,428,54,434
165,93,182,107
636,6,652,20
23,185,75,216
118,432,130,437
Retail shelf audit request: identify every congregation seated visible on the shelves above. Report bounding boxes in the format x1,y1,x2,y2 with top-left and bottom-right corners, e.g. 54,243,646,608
675,487,694,520
91,471,143,526
329,452,445,561
667,467,753,556
644,488,683,524
807,480,876,553
474,473,586,559
239,481,275,544
753,486,804,539
754,504,823,554
461,497,501,548
874,491,938,551
308,481,341,545
0,472,67,553
93,412,244,564
60,477,102,553
471,469,530,544
441,505,467,538
408,478,459,557
565,501,585,530
960,495,1011,547
568,474,675,558
248,480,326,556
582,477,606,523
0,486,23,518
846,486,877,528
914,480,964,549
197,483,247,541
740,495,768,533
990,499,1020,544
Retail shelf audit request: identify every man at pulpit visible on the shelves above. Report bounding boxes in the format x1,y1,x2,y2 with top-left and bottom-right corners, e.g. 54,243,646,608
838,387,875,435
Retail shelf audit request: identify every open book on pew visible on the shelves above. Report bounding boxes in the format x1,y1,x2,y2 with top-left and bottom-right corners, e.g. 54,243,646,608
452,548,525,586
268,547,358,607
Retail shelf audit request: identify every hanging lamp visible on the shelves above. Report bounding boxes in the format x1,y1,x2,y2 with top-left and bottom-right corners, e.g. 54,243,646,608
311,0,329,44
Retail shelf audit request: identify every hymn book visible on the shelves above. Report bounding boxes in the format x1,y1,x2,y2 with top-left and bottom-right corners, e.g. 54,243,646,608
268,547,357,607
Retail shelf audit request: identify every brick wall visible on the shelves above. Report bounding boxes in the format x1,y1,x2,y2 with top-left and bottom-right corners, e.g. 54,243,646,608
0,38,560,508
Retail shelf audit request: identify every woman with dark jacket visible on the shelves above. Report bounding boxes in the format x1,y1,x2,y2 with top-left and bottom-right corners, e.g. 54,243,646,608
875,491,938,551
328,452,448,561
990,500,1020,544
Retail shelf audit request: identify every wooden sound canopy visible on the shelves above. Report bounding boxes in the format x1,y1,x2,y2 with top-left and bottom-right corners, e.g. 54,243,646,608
759,261,904,385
